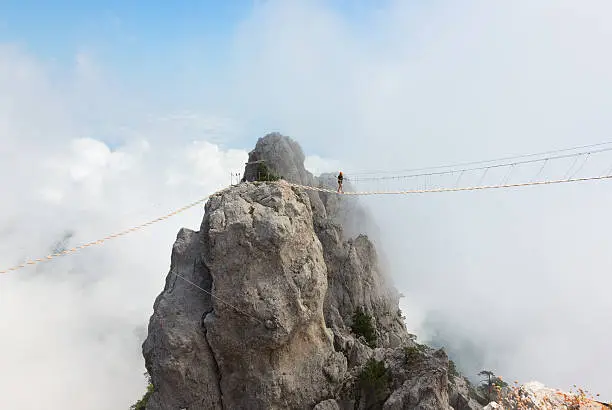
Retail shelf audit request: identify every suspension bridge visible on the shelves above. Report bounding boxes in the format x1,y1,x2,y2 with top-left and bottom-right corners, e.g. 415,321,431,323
2,140,612,276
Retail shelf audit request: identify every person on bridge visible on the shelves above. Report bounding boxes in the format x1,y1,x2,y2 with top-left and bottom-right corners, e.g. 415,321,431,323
337,171,344,193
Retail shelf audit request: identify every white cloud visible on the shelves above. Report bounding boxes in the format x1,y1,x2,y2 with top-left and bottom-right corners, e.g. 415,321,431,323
304,155,343,177
0,47,248,410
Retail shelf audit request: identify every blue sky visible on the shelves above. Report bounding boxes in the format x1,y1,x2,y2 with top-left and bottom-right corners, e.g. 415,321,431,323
0,1,249,55
0,1,264,151
0,0,378,76
0,1,252,86
0,0,391,152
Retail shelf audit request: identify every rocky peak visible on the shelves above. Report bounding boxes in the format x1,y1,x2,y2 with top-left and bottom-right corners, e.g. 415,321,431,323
140,134,480,410
242,132,314,185
242,133,379,241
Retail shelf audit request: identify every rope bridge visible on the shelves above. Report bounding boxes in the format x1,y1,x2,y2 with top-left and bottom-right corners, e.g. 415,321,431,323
3,142,612,324
3,141,612,275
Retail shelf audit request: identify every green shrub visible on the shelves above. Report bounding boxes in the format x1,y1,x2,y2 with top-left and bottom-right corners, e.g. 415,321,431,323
256,163,281,182
130,373,154,410
403,346,422,365
351,307,377,348
357,358,392,407
404,343,429,367
476,370,508,402
448,359,459,378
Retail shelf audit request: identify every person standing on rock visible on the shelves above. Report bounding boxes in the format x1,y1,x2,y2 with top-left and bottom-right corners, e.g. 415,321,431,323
337,172,344,193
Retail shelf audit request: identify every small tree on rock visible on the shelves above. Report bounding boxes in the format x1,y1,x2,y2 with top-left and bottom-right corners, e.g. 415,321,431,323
477,370,507,402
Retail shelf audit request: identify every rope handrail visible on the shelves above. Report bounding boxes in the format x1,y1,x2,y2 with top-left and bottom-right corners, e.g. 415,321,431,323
2,173,612,275
2,173,611,322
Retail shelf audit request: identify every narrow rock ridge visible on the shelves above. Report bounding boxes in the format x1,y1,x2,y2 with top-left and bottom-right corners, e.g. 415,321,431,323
142,228,222,410
142,133,480,410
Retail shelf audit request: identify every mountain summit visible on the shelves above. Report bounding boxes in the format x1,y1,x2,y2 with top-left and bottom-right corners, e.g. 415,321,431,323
138,134,606,409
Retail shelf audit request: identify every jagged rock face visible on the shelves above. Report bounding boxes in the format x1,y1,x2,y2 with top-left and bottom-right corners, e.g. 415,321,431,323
313,188,407,350
317,172,381,241
142,134,463,410
238,133,407,350
449,375,484,410
381,347,452,410
494,381,611,409
243,132,315,186
144,181,344,410
319,230,408,351
334,345,454,410
142,228,222,410
201,182,340,409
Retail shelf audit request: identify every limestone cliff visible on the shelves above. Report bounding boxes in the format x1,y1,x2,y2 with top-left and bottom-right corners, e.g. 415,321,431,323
141,133,479,410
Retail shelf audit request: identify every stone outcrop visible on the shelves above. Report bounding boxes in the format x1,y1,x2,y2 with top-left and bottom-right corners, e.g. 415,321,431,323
240,133,407,351
493,381,611,409
142,228,222,410
449,374,485,410
141,133,480,409
203,182,343,409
